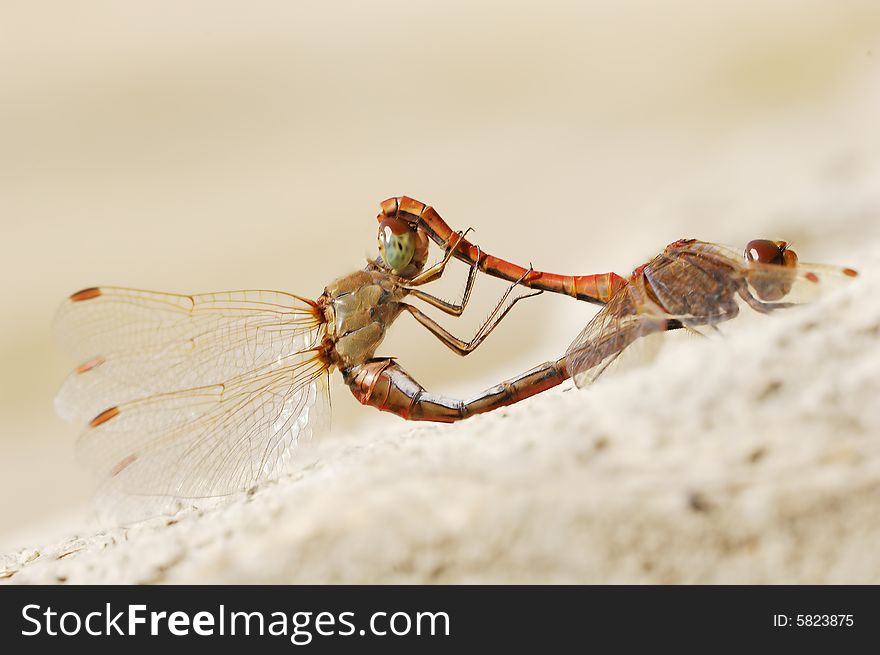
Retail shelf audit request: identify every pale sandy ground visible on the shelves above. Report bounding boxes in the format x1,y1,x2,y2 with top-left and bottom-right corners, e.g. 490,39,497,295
2,2,880,583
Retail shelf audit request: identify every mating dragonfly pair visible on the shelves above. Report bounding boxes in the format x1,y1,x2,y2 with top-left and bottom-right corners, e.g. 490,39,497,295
55,197,858,502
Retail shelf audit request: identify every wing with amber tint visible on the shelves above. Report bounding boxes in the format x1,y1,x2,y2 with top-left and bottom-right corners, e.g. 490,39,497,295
55,287,329,502
564,280,672,388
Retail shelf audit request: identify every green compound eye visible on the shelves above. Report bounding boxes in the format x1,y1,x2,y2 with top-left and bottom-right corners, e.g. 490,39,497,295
378,218,416,272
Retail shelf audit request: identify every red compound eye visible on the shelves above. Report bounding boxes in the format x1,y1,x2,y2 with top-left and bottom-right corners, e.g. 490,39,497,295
744,239,799,301
377,215,412,236
745,239,786,266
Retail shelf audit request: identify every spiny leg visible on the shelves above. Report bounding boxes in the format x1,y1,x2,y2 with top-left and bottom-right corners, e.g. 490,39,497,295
404,267,543,357
460,265,544,347
407,228,472,287
737,286,796,313
678,300,739,335
406,245,482,317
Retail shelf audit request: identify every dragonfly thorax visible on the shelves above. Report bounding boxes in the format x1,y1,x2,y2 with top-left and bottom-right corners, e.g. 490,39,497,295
319,269,406,371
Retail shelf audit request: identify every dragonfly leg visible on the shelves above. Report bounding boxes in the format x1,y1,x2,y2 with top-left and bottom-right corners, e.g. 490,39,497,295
698,298,739,331
379,196,626,304
737,286,797,314
345,357,568,422
405,245,482,317
404,267,543,356
407,229,472,287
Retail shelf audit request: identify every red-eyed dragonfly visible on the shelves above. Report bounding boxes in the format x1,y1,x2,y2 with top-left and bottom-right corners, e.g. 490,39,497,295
562,238,859,386
55,196,856,507
376,198,858,385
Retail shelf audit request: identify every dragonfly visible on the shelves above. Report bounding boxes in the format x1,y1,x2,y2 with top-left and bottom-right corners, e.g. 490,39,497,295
54,195,856,507
376,199,858,385
56,202,611,505
561,238,858,386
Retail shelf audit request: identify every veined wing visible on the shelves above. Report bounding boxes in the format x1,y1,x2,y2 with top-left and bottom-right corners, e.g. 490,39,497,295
641,244,744,326
741,255,858,303
567,240,858,389
564,280,671,388
54,287,330,501
646,241,857,313
79,354,330,500
55,287,324,423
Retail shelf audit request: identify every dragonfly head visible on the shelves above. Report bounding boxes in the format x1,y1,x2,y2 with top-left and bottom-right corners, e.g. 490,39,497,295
744,239,798,301
376,214,429,278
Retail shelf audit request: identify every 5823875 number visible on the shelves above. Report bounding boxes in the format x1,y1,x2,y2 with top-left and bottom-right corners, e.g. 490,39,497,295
796,614,853,627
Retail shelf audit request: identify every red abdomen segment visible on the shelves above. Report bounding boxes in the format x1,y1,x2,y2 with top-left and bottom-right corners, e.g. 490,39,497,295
345,358,569,423
379,197,625,305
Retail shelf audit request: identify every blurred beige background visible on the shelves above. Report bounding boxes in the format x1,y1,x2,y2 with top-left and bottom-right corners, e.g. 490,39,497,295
2,0,879,548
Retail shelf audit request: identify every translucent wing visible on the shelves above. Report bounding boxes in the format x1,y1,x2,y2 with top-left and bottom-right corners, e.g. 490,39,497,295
566,240,858,389
644,241,857,322
564,280,671,388
54,287,330,504
55,287,323,422
741,255,858,304
641,244,744,327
